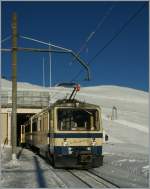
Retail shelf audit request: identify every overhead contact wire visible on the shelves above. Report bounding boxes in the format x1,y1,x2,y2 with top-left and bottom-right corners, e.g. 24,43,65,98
1,35,11,43
70,2,147,82
69,4,115,65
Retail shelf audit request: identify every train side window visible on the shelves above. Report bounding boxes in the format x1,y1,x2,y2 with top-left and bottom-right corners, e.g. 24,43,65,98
43,113,48,131
40,120,42,131
49,111,52,131
25,125,29,132
32,120,37,132
38,119,41,131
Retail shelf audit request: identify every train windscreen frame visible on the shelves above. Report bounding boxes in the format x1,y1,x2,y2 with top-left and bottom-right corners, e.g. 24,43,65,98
57,108,100,131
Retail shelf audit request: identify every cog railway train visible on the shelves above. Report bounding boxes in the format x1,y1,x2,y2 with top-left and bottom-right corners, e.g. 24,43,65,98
20,85,108,168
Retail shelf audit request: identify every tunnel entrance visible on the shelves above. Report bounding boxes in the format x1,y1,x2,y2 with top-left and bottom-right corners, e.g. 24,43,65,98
17,113,34,146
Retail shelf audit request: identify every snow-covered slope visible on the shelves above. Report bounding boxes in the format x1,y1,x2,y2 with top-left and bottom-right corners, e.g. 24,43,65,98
1,79,149,187
1,78,50,91
2,78,148,130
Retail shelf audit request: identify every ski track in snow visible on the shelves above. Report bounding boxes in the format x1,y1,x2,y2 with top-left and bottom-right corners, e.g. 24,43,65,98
102,114,148,134
78,93,147,104
107,137,125,144
113,119,148,133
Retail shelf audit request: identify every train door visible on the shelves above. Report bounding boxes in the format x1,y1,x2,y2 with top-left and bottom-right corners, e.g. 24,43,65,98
49,109,54,155
43,112,48,144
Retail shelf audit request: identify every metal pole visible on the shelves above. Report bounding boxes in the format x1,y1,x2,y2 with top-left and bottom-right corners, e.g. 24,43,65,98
49,43,51,88
11,12,17,160
43,57,45,87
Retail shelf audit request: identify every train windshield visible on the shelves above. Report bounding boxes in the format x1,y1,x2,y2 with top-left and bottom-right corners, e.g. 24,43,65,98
57,108,100,131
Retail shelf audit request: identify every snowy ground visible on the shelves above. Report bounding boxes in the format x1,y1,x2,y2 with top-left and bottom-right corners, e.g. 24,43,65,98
1,146,148,188
1,79,149,188
1,144,149,188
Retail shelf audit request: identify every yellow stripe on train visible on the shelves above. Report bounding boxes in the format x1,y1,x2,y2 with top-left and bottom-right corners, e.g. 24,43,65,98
54,138,103,146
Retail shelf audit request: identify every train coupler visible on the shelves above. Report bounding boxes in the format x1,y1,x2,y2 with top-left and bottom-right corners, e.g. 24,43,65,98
78,154,92,163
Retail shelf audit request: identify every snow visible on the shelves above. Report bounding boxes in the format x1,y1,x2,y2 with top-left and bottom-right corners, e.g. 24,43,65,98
117,159,143,163
143,165,149,169
1,79,149,188
113,119,148,133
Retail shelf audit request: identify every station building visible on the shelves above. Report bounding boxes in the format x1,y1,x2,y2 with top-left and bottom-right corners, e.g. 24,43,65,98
1,79,51,147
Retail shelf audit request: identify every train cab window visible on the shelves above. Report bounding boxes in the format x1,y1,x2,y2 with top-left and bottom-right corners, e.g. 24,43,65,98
57,109,100,131
43,114,48,131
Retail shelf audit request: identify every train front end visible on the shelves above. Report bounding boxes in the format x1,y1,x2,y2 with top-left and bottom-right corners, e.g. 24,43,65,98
51,100,107,168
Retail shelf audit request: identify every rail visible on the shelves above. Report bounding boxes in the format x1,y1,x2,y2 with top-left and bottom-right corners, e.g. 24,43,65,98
68,169,120,188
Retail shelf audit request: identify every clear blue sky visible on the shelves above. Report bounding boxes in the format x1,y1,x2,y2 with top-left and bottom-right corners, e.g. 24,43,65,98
1,1,149,91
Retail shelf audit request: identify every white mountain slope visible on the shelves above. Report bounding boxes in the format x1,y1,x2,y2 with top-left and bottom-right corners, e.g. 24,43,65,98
1,79,149,187
2,78,149,141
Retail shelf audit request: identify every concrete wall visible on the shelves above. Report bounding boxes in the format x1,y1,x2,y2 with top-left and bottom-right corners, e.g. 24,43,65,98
0,113,8,145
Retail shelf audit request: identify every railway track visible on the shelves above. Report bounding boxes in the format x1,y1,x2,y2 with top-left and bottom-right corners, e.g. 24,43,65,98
67,169,120,188
88,170,120,188
37,152,120,188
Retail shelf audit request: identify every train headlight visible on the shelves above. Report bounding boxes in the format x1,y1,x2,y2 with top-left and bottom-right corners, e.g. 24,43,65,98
87,147,91,150
75,102,79,107
92,138,96,146
68,147,72,154
63,138,69,146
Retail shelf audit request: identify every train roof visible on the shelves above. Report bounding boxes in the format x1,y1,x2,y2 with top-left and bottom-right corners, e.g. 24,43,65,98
53,98,100,108
31,98,101,120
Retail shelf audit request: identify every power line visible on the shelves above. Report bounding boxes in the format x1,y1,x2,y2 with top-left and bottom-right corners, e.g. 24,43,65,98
70,2,147,82
79,4,115,51
49,42,52,88
43,57,45,87
20,35,71,52
1,35,11,43
89,3,147,64
19,35,90,80
69,4,115,65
